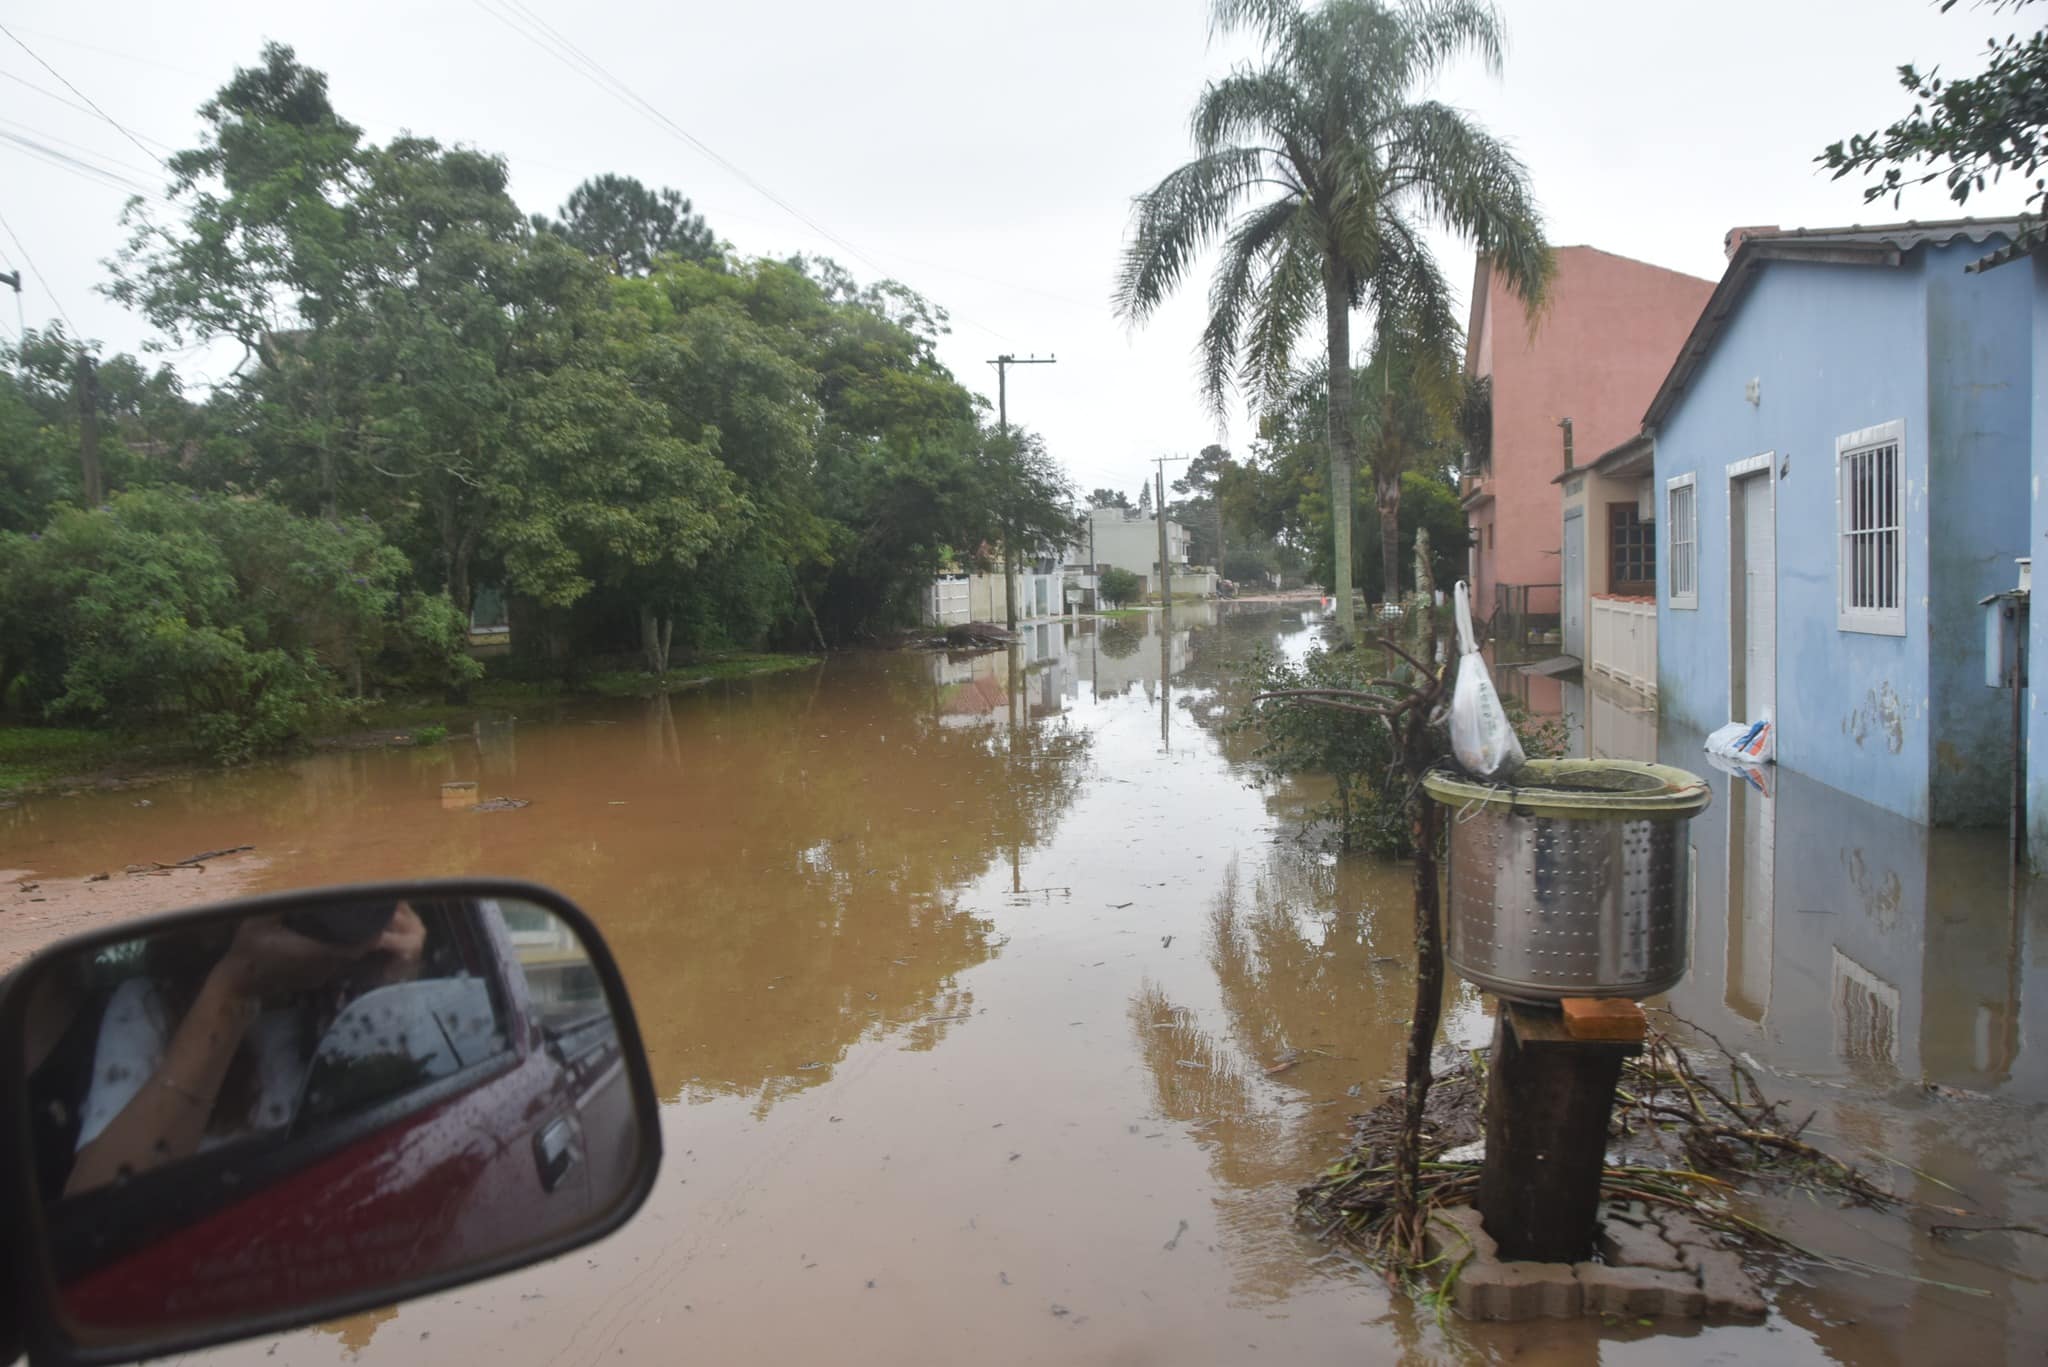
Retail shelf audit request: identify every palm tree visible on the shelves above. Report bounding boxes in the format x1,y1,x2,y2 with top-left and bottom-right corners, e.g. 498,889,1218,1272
1115,0,1548,637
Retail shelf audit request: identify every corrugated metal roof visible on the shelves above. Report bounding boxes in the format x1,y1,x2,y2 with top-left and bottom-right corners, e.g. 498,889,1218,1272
1745,218,2021,252
1642,217,2024,430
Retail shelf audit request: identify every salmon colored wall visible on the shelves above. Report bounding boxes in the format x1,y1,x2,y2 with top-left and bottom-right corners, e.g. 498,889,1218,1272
1464,247,1714,620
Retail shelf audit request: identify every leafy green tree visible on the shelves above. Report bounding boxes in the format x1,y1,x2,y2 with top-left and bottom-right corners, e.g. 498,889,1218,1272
0,491,474,760
108,43,366,517
536,174,719,275
1098,567,1143,608
1116,0,1547,638
1821,0,2046,242
1088,487,1133,511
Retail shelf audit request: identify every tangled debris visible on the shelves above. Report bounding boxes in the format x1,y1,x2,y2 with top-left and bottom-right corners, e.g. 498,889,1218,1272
1298,1015,1919,1288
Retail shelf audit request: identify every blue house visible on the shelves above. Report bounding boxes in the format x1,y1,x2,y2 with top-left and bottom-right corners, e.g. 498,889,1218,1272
1647,219,2034,831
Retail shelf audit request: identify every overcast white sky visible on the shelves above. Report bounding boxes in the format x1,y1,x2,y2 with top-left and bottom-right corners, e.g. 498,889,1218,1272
0,0,2030,499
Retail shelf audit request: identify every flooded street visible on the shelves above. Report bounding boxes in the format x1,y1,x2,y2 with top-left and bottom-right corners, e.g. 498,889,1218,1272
4,606,2043,1364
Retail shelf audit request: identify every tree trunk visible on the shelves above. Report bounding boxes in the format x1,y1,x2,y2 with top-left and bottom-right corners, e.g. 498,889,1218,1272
639,605,673,675
1323,269,1357,641
1393,539,1445,1256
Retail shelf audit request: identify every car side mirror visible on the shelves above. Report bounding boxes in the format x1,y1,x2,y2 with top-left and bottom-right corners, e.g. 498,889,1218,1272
0,880,662,1367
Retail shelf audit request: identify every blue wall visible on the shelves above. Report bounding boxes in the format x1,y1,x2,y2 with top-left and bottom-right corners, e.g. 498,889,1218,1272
2030,257,2048,865
1926,248,2036,822
1655,255,1933,818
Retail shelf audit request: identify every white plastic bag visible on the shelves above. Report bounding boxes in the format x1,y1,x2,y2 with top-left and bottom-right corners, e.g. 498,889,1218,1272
1449,581,1525,780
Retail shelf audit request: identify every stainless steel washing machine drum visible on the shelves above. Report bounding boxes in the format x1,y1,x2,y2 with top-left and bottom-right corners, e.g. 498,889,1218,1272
1422,760,1714,1003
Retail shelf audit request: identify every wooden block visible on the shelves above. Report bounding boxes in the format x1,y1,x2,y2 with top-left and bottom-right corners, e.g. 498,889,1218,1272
1560,997,1646,1042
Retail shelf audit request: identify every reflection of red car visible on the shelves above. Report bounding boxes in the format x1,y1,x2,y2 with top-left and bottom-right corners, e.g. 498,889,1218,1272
52,902,638,1334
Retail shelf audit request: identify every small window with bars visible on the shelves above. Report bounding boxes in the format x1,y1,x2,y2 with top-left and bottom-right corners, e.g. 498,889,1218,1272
1608,503,1655,595
1666,474,1697,609
1836,422,1905,635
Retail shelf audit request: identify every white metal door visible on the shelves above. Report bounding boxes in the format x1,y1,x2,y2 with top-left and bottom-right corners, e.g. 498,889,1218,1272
1561,509,1585,660
1731,473,1776,720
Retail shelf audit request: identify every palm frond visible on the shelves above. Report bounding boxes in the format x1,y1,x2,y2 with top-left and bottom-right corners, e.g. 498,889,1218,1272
1116,146,1283,324
1240,214,1327,411
1395,0,1506,82
1210,0,1303,47
1201,194,1309,413
1381,100,1549,308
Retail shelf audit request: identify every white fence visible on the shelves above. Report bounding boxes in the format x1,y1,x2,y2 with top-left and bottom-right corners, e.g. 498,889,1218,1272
925,575,971,626
1589,596,1656,695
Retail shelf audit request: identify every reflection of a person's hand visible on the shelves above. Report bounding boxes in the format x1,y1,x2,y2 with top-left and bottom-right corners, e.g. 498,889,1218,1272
366,903,427,986
218,916,378,1002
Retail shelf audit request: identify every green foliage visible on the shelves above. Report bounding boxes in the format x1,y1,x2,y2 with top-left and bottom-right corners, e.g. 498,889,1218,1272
1820,0,2046,239
1239,640,1567,855
1097,567,1143,608
0,40,1080,769
0,491,472,762
410,723,450,746
535,174,719,275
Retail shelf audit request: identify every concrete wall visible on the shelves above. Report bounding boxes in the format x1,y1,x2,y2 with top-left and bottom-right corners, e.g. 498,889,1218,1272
1464,247,1714,614
1655,239,2029,827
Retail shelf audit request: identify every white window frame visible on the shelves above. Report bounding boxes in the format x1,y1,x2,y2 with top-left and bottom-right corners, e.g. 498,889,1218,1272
1665,473,1698,610
1834,420,1907,636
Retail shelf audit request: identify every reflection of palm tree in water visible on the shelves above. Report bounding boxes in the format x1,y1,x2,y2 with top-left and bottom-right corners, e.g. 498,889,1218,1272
1128,853,1426,1302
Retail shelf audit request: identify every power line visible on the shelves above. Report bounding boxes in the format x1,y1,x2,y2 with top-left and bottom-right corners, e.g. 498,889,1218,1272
0,127,160,198
0,206,77,333
470,0,892,284
0,114,162,179
0,21,165,168
0,70,180,153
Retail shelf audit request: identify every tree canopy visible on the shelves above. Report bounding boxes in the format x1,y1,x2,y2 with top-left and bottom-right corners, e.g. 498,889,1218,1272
1,44,1072,759
1821,0,2046,242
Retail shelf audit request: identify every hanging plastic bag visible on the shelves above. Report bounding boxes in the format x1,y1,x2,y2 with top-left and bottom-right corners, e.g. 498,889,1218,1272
1449,581,1525,780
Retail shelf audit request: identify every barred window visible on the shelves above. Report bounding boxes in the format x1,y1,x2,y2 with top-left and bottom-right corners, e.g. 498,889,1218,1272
1836,422,1905,635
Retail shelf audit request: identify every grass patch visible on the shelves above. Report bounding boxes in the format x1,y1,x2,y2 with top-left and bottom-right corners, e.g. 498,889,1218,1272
577,652,821,698
0,724,195,795
2,653,822,792
1092,607,1155,618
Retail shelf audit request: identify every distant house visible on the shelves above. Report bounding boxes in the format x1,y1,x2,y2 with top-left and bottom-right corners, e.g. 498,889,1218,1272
1462,246,1715,648
1067,507,1213,602
922,542,1065,627
1648,219,2033,830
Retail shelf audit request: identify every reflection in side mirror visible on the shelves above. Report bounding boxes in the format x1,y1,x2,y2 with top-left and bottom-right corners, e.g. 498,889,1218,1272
1,881,661,1366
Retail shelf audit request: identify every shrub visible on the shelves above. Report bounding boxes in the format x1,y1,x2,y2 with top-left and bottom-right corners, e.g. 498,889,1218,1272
1097,567,1142,608
411,723,450,746
0,491,476,762
1237,638,1566,856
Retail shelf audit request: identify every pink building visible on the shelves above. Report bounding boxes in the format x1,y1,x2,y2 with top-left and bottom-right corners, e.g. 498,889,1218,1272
1462,246,1715,637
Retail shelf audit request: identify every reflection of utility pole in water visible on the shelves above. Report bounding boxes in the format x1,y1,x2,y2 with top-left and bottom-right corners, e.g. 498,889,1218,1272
1008,642,1023,892
1150,456,1187,750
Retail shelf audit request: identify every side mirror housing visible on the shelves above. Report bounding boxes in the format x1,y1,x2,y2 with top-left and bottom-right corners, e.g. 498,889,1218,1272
0,880,662,1366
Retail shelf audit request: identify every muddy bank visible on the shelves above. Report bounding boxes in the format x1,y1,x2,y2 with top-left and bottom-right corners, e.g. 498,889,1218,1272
1,853,264,972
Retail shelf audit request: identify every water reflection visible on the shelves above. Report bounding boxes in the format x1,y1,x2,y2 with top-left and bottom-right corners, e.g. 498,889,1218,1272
1546,679,2048,1361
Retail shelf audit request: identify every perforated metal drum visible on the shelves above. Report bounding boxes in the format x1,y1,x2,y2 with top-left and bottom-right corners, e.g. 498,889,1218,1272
1423,760,1713,1003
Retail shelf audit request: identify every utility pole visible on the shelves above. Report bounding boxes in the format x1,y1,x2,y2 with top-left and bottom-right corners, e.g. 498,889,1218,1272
1149,455,1189,605
988,353,1057,631
76,352,102,507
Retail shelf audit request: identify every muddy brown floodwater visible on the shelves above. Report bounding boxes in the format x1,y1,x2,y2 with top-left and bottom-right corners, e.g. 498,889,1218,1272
3,604,2043,1365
